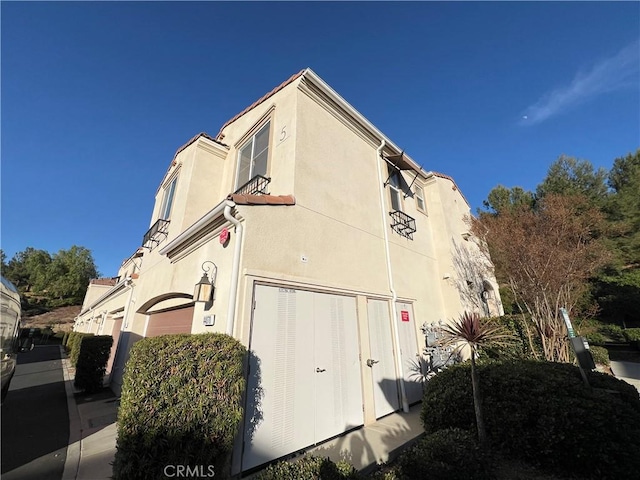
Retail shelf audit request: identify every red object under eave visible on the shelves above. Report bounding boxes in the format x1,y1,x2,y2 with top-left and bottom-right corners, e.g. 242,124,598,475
227,194,296,206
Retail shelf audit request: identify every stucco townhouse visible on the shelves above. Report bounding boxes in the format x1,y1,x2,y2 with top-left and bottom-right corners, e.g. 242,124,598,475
74,68,503,474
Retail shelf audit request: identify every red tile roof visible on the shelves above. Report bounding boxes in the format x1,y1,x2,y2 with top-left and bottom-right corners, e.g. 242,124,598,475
90,278,118,286
172,132,227,166
431,172,470,207
228,194,296,206
215,70,306,140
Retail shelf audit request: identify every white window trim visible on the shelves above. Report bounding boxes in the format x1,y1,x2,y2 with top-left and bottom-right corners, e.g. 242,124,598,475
160,174,179,220
234,120,272,190
414,184,427,215
387,168,403,212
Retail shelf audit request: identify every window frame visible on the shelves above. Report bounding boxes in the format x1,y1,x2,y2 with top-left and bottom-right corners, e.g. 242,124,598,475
387,166,404,212
414,184,427,214
235,120,272,190
160,174,179,220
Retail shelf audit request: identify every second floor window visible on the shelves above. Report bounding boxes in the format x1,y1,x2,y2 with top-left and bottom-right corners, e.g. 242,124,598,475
415,185,426,213
388,166,403,212
236,121,270,189
160,175,178,220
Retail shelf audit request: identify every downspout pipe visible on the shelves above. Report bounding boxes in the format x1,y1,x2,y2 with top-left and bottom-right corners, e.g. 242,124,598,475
376,139,409,413
122,276,135,329
224,201,243,337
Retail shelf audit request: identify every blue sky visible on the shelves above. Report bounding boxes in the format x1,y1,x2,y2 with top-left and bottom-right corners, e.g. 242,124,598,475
2,1,639,277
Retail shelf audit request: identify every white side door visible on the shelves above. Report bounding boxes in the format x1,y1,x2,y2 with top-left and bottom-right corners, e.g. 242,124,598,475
367,299,400,418
395,302,423,404
313,292,364,442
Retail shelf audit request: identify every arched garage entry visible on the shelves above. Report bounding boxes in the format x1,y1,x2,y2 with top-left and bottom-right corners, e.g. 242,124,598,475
137,292,195,338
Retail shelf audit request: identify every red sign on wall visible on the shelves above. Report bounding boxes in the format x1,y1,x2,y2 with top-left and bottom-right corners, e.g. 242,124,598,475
401,310,410,322
220,227,230,245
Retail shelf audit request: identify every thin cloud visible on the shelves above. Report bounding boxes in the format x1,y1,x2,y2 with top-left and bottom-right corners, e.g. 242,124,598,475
520,39,640,125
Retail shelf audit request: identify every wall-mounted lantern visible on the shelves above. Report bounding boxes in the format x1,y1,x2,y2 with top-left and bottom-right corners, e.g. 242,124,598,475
194,261,217,307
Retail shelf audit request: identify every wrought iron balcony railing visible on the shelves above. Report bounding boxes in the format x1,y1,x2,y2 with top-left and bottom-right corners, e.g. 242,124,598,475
142,218,170,250
389,210,417,240
233,175,271,195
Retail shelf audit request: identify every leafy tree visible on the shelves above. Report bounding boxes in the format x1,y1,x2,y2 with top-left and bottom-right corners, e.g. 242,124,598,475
2,245,99,307
536,155,608,205
47,246,99,304
480,185,534,215
472,194,610,362
596,149,640,323
4,247,52,292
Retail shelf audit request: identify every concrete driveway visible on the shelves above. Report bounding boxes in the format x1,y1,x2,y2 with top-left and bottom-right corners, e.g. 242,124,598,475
1,345,69,480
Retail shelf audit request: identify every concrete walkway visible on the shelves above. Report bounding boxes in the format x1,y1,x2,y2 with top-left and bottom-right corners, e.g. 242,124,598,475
61,348,118,480
610,360,640,393
307,405,424,473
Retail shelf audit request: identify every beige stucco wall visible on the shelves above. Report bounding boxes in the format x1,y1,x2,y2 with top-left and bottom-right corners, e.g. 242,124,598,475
124,72,500,348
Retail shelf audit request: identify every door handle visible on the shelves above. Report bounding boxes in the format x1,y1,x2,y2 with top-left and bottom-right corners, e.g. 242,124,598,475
316,367,326,373
366,359,379,367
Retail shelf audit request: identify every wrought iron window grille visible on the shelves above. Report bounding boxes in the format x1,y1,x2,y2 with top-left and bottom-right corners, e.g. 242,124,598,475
234,175,271,195
389,210,417,240
142,218,170,250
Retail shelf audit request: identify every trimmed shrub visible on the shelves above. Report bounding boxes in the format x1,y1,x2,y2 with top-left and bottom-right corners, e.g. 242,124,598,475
585,332,607,346
74,335,113,393
62,331,69,347
600,324,625,342
255,455,362,480
68,332,94,366
394,428,493,480
113,333,246,480
623,328,640,349
421,360,640,479
589,346,610,366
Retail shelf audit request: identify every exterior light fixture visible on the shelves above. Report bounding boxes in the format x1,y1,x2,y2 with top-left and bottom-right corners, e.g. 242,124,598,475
194,261,217,305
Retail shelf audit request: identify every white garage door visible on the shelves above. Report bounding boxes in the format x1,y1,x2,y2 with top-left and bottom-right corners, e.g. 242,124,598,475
242,285,363,471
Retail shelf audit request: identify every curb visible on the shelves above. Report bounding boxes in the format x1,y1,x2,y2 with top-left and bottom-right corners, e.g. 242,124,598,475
61,346,81,480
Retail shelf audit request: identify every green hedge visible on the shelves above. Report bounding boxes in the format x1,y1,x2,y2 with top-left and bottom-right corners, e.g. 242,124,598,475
623,328,640,342
421,360,640,479
393,428,493,480
589,346,610,366
67,331,95,366
113,333,247,480
255,455,362,480
74,335,113,393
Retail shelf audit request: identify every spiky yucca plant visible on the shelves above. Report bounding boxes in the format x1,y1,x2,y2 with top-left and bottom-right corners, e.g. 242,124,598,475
438,311,514,448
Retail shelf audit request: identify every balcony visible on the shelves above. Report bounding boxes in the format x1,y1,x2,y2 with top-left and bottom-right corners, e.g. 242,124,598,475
389,210,416,240
142,218,170,250
234,175,271,195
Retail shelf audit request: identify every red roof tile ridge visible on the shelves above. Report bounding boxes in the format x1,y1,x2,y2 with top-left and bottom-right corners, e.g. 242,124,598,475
430,171,470,207
215,70,306,140
227,193,296,206
173,132,227,162
90,278,118,286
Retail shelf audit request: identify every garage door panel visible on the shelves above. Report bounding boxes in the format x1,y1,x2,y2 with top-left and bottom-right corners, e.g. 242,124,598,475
145,307,194,338
243,286,363,472
243,287,314,471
